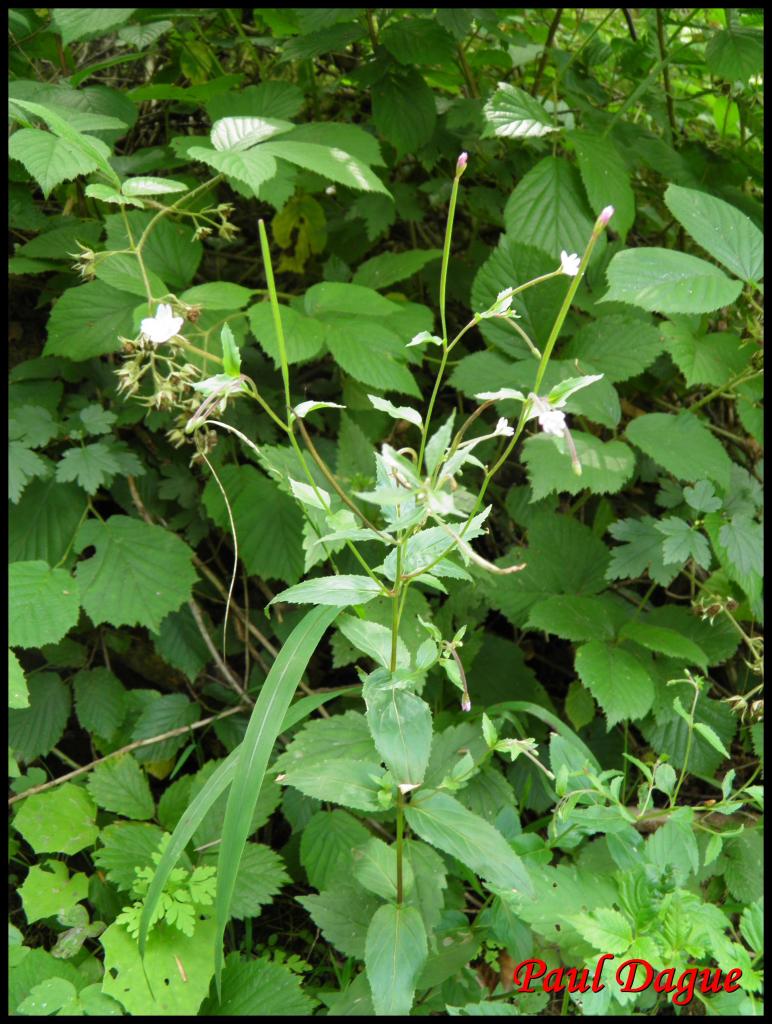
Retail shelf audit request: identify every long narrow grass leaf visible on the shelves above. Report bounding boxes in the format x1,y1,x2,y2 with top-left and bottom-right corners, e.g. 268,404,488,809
137,673,348,957
213,605,339,990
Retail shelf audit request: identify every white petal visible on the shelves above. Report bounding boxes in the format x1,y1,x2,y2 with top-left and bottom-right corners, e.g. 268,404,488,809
538,408,567,436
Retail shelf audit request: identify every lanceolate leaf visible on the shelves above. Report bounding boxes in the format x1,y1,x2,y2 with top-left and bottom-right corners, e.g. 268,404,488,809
363,670,433,786
365,903,428,1016
405,789,533,896
272,574,384,607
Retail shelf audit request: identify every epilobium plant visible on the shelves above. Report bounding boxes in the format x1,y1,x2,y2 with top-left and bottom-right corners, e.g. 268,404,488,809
119,155,615,1013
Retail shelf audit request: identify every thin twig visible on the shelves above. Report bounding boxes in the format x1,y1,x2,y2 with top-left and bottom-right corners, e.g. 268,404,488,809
8,706,246,805
188,599,252,704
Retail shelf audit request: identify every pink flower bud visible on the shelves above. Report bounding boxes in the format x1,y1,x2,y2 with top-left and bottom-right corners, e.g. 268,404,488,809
461,696,472,712
598,205,615,226
456,151,468,175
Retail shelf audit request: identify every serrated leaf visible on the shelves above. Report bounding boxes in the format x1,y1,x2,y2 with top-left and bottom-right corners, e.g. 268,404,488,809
353,249,441,290
683,480,722,514
626,413,732,490
488,515,609,628
9,649,29,709
605,515,681,587
13,784,98,855
693,723,731,760
9,441,49,503
523,432,635,499
92,822,167,890
504,157,594,260
45,281,138,360
199,952,313,1016
405,789,533,895
188,145,278,197
74,516,198,632
483,82,557,139
618,622,707,669
9,128,103,198
706,27,764,82
363,670,432,786
203,464,304,584
570,907,632,954
56,442,122,493
87,754,154,820
260,140,389,194
299,809,372,891
365,903,428,1016
574,641,655,728
601,248,743,314
353,836,414,901
8,672,70,760
131,693,200,763
9,561,80,649
665,184,763,283
655,516,712,569
282,759,384,811
210,116,294,152
19,860,89,923
298,884,380,959
371,68,436,158
73,668,126,740
9,478,88,567
562,315,662,382
717,515,763,578
571,131,635,240
527,594,620,643
661,322,750,388
202,843,289,920
52,8,136,44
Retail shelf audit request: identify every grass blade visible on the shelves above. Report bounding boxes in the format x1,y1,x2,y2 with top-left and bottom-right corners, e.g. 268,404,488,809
137,667,347,958
213,605,339,989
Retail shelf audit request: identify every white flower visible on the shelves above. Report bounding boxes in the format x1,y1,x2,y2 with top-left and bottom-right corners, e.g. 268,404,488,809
141,303,184,345
529,393,566,436
494,417,514,437
494,288,514,313
560,250,581,276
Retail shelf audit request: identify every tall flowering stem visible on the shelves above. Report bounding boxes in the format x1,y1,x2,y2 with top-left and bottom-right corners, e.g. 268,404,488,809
417,154,468,473
486,206,614,482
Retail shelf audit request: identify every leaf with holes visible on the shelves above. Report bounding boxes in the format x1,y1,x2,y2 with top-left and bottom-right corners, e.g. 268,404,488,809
73,516,198,632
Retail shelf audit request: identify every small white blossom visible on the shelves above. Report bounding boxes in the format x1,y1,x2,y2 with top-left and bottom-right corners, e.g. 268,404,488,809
141,303,184,345
494,417,514,437
560,250,581,276
494,288,514,313
529,393,566,436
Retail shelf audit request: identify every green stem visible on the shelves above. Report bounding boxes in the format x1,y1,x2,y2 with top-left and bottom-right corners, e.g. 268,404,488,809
137,176,223,253
258,220,291,420
401,214,610,582
688,368,762,414
439,169,464,346
390,550,403,672
671,683,700,806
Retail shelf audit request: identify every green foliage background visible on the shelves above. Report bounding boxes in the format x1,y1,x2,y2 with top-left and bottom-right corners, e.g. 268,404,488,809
8,7,763,1017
